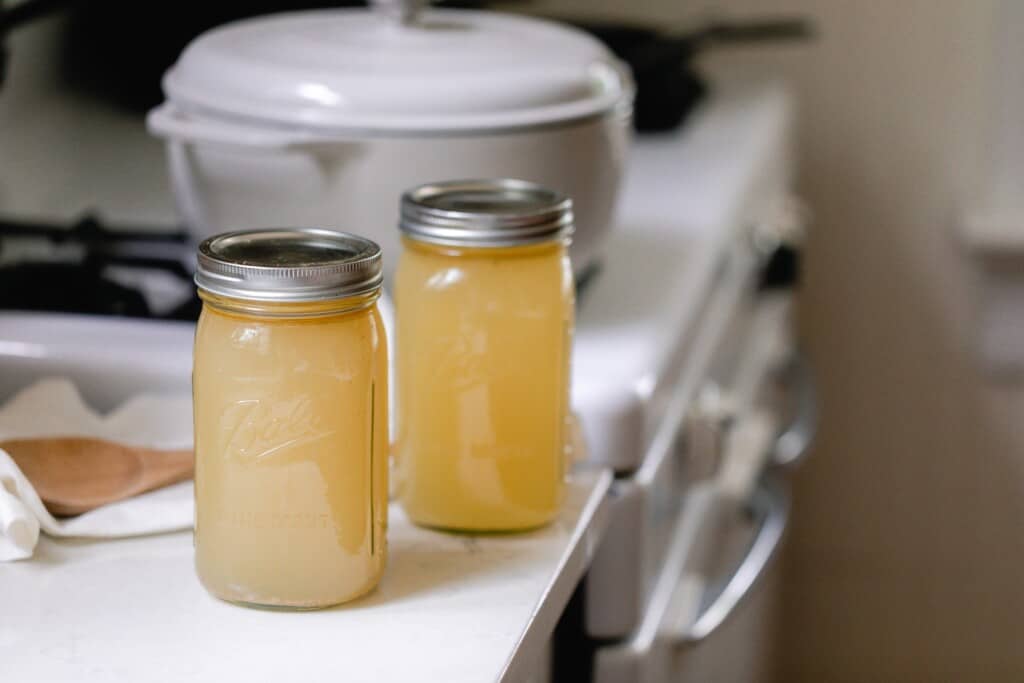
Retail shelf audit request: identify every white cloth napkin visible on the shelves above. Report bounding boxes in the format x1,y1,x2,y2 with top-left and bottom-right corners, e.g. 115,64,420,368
0,378,193,561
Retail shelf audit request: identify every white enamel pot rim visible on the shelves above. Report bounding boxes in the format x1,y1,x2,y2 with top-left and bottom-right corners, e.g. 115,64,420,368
147,98,634,150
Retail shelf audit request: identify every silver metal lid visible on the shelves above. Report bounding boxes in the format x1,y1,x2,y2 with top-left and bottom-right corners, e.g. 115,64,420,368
399,179,574,247
195,228,382,302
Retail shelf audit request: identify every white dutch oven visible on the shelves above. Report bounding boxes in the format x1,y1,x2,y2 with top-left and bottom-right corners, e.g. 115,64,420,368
147,0,634,278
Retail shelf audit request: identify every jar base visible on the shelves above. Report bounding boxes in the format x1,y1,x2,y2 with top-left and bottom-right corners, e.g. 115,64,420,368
403,509,559,535
199,575,381,611
221,599,330,612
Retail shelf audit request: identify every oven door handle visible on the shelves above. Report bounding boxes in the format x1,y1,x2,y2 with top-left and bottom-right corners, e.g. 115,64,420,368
773,352,817,470
680,477,788,645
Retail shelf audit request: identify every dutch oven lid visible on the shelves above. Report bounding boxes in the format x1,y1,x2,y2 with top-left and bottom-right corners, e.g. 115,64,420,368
161,1,633,134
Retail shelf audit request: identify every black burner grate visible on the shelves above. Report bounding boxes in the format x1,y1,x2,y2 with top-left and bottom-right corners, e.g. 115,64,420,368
0,214,200,320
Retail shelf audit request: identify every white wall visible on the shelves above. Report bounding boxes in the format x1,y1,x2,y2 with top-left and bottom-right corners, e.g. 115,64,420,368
527,0,1021,679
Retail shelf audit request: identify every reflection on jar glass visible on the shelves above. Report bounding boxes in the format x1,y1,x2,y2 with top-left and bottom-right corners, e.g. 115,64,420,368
192,229,388,609
395,179,575,532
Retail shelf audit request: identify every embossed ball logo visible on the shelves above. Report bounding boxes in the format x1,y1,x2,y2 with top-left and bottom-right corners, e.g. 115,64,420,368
220,395,333,462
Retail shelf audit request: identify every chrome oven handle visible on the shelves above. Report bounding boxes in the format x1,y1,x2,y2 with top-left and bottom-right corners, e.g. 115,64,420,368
681,477,789,645
773,352,817,470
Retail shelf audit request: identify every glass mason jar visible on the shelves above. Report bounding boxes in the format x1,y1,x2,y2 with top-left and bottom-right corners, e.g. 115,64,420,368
395,179,575,532
192,229,388,609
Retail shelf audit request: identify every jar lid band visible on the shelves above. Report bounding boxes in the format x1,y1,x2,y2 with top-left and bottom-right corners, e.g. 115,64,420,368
399,179,574,248
195,228,383,302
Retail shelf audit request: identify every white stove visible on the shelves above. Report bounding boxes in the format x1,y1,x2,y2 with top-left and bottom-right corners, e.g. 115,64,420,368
0,74,810,682
564,80,810,682
574,81,794,473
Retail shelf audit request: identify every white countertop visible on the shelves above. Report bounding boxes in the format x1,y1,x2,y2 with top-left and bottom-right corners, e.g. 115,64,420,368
1,470,611,683
0,311,613,682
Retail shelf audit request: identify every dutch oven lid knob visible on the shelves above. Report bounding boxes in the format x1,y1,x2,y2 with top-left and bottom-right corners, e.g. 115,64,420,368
370,0,428,25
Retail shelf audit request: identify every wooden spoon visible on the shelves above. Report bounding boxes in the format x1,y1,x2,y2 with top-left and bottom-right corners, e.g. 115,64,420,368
1,437,193,517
